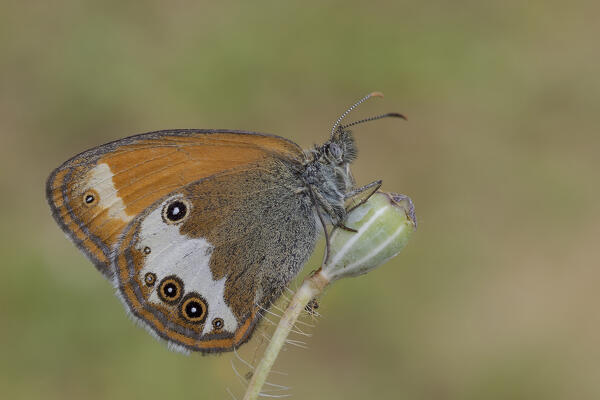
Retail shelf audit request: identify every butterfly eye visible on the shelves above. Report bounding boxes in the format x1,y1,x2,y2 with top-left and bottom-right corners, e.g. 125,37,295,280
329,143,342,160
144,272,156,286
82,189,99,207
180,293,208,323
158,275,184,304
162,199,191,224
212,318,224,331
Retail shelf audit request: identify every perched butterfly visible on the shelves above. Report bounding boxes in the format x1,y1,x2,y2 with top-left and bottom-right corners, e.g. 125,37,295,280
46,93,404,353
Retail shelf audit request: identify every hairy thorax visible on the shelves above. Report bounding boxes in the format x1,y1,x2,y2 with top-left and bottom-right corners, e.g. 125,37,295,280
300,129,357,226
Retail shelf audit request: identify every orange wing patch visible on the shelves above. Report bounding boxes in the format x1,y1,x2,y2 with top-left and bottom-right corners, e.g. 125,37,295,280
102,134,301,217
46,130,304,278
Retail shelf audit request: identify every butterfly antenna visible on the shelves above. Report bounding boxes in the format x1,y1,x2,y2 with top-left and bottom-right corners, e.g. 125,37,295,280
330,92,384,139
340,112,406,130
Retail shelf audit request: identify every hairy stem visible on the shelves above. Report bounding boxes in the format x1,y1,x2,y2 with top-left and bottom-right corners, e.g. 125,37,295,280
242,270,329,400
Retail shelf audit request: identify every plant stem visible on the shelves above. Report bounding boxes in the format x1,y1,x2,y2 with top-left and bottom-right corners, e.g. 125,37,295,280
242,270,329,400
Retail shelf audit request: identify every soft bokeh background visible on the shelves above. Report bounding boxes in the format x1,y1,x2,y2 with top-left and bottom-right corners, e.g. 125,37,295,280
2,1,599,399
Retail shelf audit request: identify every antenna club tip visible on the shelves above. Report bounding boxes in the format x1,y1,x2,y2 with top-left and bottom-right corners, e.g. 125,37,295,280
370,91,384,98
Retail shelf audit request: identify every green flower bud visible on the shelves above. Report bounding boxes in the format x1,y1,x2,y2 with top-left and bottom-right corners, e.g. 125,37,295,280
322,192,416,282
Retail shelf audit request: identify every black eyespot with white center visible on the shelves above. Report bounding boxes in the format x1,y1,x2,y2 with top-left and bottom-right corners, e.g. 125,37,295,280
144,272,156,286
212,318,224,331
82,189,99,207
161,198,191,224
157,275,184,304
180,293,208,324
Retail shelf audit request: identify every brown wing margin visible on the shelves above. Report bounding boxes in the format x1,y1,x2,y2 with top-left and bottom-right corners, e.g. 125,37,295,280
46,166,113,274
46,129,305,279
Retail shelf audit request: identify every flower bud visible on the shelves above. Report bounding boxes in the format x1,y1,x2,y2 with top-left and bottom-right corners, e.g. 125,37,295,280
321,192,416,282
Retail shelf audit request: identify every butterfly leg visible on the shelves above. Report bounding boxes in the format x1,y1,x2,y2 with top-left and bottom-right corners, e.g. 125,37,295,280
344,180,382,214
331,180,382,235
308,186,333,266
310,185,346,224
337,224,358,233
344,179,382,200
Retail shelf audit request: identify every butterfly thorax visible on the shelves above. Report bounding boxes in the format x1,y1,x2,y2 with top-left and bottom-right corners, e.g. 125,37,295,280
301,129,357,225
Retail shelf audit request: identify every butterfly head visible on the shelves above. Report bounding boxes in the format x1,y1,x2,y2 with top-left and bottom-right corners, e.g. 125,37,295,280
312,92,405,187
301,93,405,225
323,126,358,165
305,127,357,198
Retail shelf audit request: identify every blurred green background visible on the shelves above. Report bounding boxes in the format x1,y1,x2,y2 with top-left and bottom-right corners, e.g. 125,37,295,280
2,1,599,399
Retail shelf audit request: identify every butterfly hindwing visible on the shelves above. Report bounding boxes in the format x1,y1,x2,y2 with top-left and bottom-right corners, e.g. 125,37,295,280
46,129,304,278
113,158,319,352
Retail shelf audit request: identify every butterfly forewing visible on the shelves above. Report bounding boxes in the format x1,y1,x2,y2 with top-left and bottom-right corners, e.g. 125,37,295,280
46,129,304,278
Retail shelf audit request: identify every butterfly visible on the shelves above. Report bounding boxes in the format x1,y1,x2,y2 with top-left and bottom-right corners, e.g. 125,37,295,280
46,92,404,353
